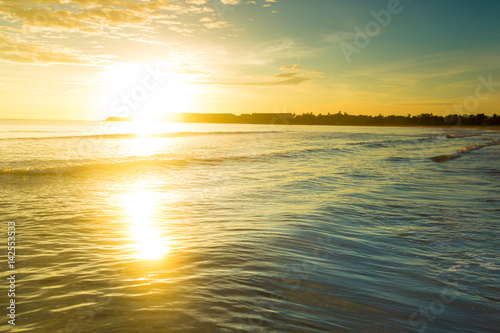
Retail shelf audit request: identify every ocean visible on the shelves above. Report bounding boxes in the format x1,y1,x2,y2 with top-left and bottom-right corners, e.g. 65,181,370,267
1,119,499,332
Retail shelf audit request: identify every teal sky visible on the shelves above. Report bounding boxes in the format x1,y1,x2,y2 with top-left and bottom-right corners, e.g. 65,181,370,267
1,0,499,119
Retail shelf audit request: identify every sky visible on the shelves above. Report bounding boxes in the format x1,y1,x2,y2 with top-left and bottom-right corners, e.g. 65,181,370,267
1,0,500,120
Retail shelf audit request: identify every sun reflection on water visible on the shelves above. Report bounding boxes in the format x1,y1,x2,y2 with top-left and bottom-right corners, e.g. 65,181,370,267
126,120,180,156
128,137,163,156
122,190,170,260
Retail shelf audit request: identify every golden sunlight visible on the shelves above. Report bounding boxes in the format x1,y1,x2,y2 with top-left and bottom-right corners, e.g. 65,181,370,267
127,136,162,156
122,190,170,260
101,62,195,122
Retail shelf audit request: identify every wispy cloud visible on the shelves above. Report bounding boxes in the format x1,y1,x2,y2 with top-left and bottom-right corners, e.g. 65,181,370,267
0,32,105,64
196,64,325,86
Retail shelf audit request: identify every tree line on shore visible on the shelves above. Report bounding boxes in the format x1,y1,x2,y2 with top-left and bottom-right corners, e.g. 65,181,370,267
291,112,500,126
106,112,500,126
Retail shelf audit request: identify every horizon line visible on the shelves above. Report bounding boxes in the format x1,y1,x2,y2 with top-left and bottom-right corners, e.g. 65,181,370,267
2,111,500,122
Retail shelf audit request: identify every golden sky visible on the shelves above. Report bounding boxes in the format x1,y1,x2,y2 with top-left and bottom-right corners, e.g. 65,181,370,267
1,0,500,120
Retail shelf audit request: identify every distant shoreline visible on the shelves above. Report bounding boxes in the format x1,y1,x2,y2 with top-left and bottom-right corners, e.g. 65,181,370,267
105,112,500,129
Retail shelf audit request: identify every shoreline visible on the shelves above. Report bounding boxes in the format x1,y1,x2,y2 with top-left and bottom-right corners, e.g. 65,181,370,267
109,121,500,131
2,118,499,131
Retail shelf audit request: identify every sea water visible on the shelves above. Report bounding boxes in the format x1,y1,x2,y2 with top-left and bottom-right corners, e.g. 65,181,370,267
1,120,499,332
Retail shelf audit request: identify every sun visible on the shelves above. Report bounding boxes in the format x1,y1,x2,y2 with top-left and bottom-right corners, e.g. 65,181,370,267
101,62,196,124
133,70,193,122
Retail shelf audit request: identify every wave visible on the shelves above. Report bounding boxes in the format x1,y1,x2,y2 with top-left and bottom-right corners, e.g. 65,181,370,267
0,131,279,141
0,156,256,176
445,133,481,139
0,145,344,177
349,135,443,148
431,139,500,162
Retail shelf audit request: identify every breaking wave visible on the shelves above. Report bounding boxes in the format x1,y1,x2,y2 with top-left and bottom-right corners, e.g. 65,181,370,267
431,139,500,162
0,146,343,177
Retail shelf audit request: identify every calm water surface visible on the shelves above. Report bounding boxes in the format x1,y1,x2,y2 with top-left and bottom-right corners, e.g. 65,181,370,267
1,120,499,332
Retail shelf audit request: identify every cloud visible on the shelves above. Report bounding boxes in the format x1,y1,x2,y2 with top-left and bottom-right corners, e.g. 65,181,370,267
0,0,154,32
324,31,356,44
197,64,325,86
204,21,231,29
0,33,100,64
0,0,233,36
0,0,243,64
226,39,322,65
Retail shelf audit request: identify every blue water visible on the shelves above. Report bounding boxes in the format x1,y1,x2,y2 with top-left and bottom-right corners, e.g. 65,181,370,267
1,120,499,332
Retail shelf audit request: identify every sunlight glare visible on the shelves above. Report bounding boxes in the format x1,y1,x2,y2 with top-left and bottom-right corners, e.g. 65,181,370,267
101,62,195,122
122,190,170,260
128,136,163,156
